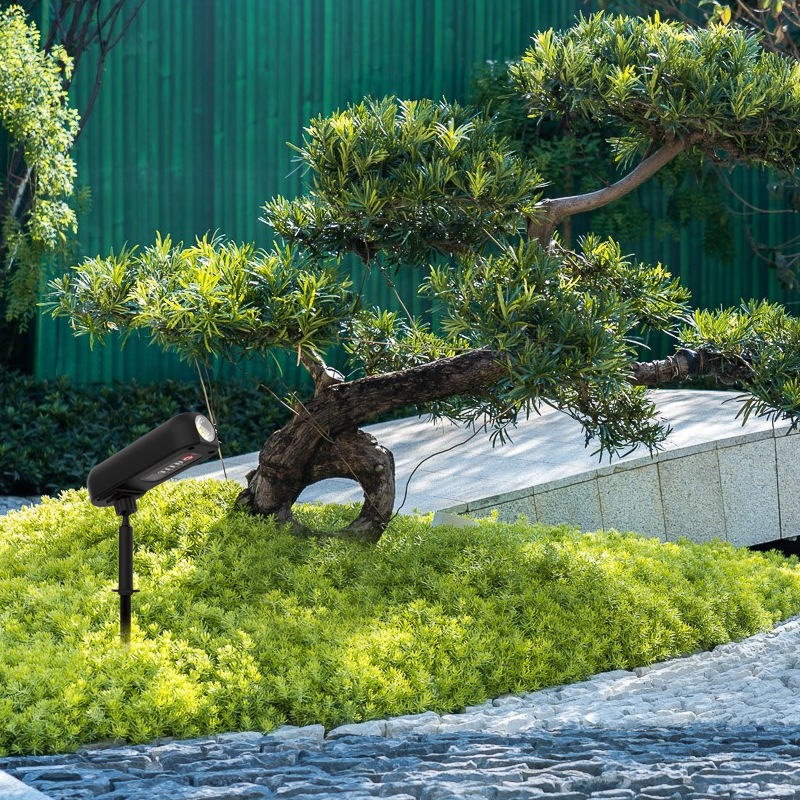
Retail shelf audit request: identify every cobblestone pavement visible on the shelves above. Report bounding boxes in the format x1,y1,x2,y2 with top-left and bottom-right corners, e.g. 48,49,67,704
4,725,800,800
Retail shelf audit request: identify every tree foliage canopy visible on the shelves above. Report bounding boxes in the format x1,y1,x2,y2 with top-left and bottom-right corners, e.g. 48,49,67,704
47,233,354,364
265,97,542,266
513,13,800,171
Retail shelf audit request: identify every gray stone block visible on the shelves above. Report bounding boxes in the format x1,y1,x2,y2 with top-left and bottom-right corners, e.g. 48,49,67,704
717,438,780,546
325,720,387,738
657,450,726,543
263,724,325,744
466,485,533,510
714,425,777,449
654,438,717,462
214,731,265,745
190,770,273,788
385,711,441,737
597,464,666,540
92,778,191,800
0,772,51,799
595,452,656,478
776,433,800,538
468,497,535,523
533,478,602,532
149,743,205,770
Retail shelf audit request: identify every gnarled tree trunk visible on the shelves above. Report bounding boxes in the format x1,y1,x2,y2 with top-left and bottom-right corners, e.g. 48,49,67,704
235,349,506,541
236,343,753,541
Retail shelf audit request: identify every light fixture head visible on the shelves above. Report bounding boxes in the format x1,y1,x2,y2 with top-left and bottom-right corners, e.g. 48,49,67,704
195,413,216,442
88,412,220,507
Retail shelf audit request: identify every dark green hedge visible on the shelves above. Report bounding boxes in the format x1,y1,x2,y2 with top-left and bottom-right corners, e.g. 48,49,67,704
0,371,291,495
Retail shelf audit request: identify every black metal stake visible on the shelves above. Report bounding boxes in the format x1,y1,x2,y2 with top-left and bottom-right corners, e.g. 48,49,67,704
112,497,139,644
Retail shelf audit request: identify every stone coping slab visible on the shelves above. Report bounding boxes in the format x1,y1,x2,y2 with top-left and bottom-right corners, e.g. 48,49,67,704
0,771,50,799
460,421,794,514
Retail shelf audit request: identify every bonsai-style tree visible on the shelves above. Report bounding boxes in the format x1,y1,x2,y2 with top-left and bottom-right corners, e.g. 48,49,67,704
49,14,800,541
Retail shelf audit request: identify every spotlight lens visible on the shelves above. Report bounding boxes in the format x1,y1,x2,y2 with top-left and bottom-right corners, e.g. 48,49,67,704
195,414,216,442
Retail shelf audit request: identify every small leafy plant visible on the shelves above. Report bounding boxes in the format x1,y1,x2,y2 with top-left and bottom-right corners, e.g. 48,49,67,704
1,478,799,755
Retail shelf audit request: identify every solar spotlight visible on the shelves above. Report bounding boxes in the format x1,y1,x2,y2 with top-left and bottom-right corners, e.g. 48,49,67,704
88,413,220,642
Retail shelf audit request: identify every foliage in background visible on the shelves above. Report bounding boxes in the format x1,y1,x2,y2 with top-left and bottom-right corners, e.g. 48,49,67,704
0,0,146,372
1,480,800,755
0,5,79,325
0,370,290,495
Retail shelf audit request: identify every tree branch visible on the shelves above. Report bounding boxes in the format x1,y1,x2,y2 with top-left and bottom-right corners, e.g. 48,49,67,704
544,137,688,225
299,349,345,396
627,348,754,387
296,349,508,434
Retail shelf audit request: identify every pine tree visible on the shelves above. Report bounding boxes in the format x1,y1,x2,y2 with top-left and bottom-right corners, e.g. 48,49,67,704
48,14,800,540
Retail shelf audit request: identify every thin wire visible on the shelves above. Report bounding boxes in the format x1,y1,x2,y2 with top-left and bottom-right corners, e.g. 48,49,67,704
386,395,522,528
377,256,413,322
338,252,372,370
195,358,228,480
324,251,373,446
718,171,800,215
387,424,485,525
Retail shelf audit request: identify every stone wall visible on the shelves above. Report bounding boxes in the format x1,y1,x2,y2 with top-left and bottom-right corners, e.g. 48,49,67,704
441,425,800,547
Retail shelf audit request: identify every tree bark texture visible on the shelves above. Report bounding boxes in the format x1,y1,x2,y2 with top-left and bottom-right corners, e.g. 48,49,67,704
528,137,693,246
236,349,507,540
627,348,753,387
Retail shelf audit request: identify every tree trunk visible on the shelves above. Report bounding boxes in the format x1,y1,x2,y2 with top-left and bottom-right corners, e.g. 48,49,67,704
235,349,506,541
236,341,760,541
237,427,395,542
627,348,753,387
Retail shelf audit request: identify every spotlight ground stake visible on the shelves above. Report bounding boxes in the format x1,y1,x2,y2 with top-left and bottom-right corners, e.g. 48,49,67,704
112,496,139,644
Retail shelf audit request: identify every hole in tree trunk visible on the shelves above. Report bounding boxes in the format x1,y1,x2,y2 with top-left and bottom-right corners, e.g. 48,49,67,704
241,428,396,542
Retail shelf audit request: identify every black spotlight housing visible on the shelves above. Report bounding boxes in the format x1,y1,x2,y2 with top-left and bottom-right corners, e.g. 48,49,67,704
88,413,220,643
88,412,220,506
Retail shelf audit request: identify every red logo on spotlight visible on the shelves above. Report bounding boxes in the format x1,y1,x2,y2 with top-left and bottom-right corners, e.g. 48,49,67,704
182,455,196,461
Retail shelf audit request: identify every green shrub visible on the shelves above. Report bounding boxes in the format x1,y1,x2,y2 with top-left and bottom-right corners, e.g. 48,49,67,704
0,370,290,495
1,479,800,755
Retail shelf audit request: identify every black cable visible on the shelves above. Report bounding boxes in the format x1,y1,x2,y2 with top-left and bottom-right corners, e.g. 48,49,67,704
387,425,484,525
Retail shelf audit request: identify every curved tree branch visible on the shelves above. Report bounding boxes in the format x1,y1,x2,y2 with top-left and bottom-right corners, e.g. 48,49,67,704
528,137,690,244
547,136,688,218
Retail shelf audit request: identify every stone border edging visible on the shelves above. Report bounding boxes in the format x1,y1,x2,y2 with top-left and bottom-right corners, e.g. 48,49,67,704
442,419,800,547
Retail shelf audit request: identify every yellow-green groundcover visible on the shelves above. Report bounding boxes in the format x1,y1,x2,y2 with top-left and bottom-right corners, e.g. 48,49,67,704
2,478,800,756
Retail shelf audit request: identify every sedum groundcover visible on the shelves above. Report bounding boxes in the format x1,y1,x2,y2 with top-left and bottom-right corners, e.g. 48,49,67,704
2,477,800,755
